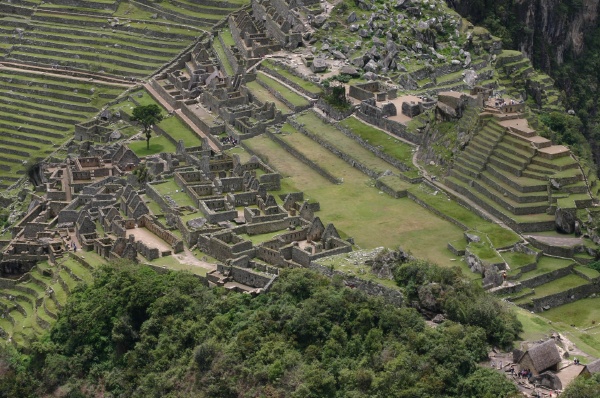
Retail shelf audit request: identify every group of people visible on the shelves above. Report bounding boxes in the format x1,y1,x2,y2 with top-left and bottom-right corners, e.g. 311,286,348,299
514,368,532,379
220,136,238,146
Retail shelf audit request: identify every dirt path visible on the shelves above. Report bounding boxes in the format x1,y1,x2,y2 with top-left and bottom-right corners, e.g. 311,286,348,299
172,246,217,272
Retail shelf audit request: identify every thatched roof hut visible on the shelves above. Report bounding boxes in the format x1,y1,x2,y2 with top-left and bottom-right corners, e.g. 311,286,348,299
517,340,561,376
580,358,600,377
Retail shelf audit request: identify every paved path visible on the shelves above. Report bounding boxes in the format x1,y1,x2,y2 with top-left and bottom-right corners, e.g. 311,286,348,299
525,234,582,247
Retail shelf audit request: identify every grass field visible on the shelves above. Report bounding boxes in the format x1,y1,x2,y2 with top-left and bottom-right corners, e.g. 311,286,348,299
151,178,196,208
128,136,177,156
244,134,464,265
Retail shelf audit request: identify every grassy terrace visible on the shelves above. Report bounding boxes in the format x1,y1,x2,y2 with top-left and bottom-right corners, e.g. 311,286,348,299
246,81,292,114
513,274,589,304
123,89,201,152
295,111,406,175
129,137,178,156
409,183,522,248
220,29,236,46
467,241,504,264
213,38,235,76
0,254,106,347
244,134,465,266
150,178,196,208
276,123,345,180
339,116,414,163
0,69,121,182
502,250,537,274
261,60,322,94
256,73,310,107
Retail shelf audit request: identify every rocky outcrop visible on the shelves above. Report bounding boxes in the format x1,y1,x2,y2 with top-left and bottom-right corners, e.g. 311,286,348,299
449,0,599,70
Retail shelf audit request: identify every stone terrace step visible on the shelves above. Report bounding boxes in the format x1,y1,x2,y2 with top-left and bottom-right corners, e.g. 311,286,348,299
444,176,555,232
451,162,550,214
493,146,530,169
530,155,579,171
486,163,548,192
508,131,552,149
538,145,570,159
487,154,522,176
0,96,86,122
24,22,186,49
480,171,549,204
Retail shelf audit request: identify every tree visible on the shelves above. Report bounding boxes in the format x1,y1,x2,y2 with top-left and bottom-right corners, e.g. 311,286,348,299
130,105,163,150
561,373,600,398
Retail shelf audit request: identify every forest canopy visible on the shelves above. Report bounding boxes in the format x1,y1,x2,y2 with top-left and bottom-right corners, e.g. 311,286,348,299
1,261,521,398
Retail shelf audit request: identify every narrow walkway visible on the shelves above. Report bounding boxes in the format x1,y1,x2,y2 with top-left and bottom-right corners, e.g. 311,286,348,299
144,82,175,112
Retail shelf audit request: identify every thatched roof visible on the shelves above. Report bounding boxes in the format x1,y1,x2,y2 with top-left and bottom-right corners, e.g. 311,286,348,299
585,359,600,374
524,340,561,373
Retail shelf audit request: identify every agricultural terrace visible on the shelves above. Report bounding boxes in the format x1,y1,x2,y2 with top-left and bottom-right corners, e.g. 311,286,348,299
0,252,106,348
0,68,123,187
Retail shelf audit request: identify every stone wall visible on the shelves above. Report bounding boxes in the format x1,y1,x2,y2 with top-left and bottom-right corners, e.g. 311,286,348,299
288,117,380,179
527,282,600,312
356,109,423,144
217,263,273,288
245,217,300,235
520,263,575,289
139,215,184,253
309,262,404,307
315,97,356,121
265,129,341,184
136,240,160,261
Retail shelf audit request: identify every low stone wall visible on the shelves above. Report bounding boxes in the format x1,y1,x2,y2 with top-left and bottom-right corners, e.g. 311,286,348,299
526,281,600,312
288,117,380,179
356,110,422,144
310,262,403,307
407,192,469,230
520,264,575,289
266,129,340,184
375,179,407,199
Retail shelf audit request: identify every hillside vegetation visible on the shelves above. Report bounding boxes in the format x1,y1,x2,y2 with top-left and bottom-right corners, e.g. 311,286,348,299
0,262,520,397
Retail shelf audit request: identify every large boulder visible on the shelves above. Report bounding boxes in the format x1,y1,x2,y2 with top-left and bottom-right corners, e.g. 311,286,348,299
530,372,562,391
310,58,328,73
555,207,576,234
311,14,328,28
364,59,379,73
